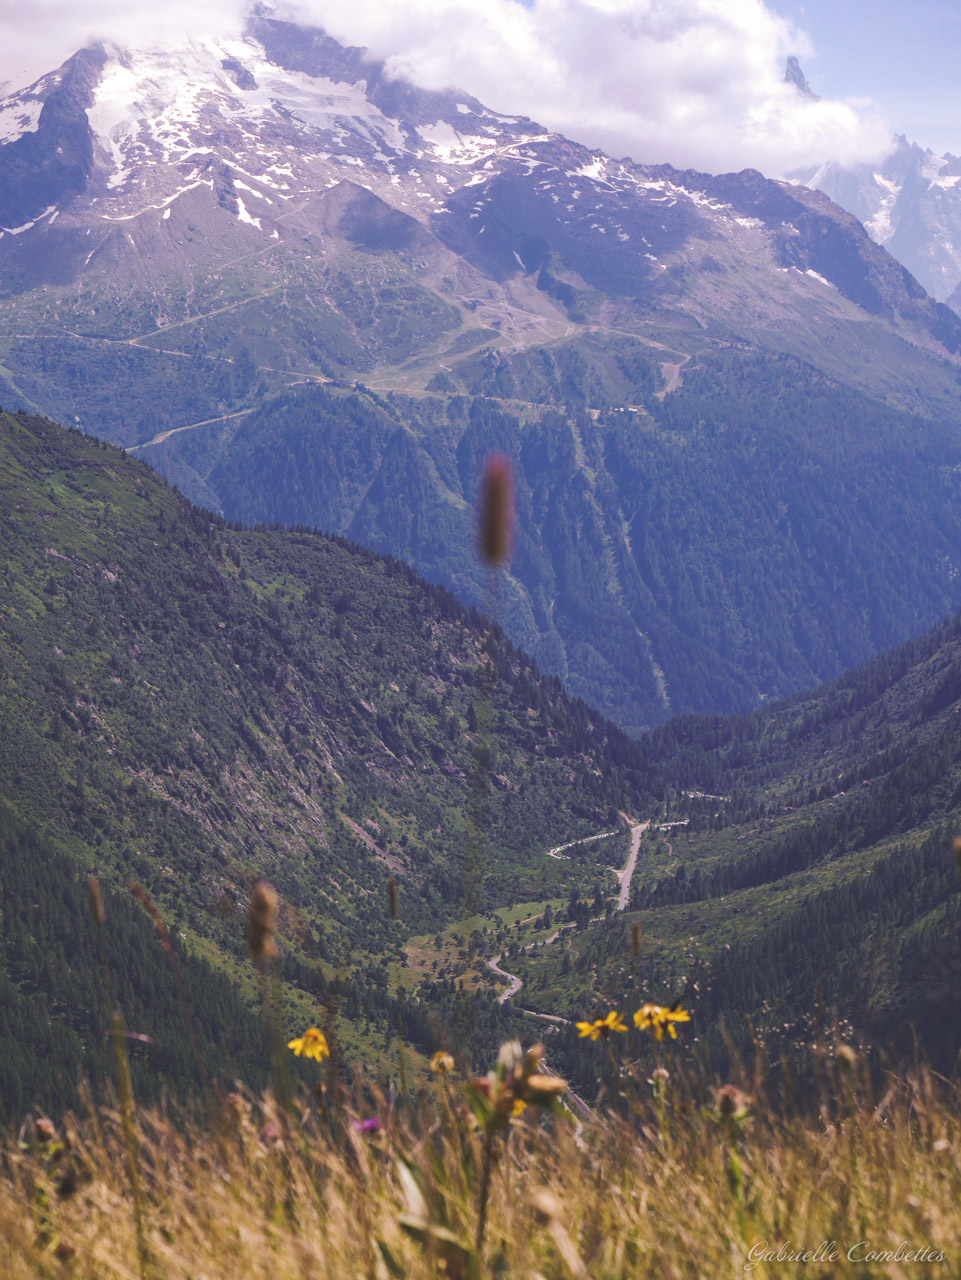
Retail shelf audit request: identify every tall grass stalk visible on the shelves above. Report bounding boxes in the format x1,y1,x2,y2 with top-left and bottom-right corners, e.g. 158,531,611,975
87,877,150,1280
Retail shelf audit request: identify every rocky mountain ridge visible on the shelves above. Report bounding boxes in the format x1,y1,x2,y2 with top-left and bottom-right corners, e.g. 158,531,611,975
797,135,961,307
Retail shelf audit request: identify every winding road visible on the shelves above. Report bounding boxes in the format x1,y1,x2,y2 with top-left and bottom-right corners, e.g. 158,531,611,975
614,819,649,910
486,818,650,1010
488,953,524,1004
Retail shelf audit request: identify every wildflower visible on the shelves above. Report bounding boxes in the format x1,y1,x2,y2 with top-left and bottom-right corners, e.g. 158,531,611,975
287,1027,330,1061
576,1010,628,1040
633,1003,691,1041
430,1050,455,1075
465,1040,567,1256
467,1041,567,1134
714,1084,751,1120
521,1073,567,1104
353,1117,383,1134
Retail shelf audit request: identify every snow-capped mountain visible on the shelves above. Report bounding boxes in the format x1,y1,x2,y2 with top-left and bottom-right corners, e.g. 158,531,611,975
0,23,539,244
1,10,959,415
797,136,961,306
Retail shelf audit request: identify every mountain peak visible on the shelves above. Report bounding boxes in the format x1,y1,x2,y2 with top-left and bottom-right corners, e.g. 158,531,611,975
784,56,819,102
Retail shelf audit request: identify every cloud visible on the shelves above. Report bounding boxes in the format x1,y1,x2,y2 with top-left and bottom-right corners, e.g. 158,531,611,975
1,0,892,175
295,0,892,173
0,1,246,89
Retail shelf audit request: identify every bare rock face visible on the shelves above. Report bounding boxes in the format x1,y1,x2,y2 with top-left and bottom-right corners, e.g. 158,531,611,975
797,134,961,308
0,45,106,228
784,56,819,102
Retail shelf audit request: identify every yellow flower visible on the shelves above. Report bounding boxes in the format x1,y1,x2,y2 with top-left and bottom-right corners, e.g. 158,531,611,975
430,1050,455,1075
576,1010,628,1041
287,1027,330,1061
633,1003,691,1041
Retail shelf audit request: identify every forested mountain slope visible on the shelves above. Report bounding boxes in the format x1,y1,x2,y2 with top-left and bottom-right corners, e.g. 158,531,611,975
4,409,961,1112
516,610,961,1076
0,409,659,1113
144,352,961,733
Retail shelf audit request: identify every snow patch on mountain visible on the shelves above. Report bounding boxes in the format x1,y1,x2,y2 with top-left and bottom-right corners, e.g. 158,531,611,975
0,97,42,143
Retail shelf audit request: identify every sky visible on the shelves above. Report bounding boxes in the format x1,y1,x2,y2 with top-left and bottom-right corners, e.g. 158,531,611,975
769,0,961,156
0,0,957,174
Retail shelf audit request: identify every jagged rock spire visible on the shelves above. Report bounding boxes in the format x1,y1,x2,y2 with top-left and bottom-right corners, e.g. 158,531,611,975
785,56,820,101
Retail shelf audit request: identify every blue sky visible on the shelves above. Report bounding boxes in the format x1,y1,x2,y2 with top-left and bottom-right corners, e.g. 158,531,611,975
772,0,961,154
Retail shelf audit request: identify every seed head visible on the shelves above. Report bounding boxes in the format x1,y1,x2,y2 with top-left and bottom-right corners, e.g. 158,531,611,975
88,877,106,927
835,1043,858,1072
430,1050,455,1075
247,881,278,963
223,1092,250,1127
478,454,514,568
34,1117,58,1145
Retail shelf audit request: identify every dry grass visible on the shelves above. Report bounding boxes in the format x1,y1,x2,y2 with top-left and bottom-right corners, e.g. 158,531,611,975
2,1051,959,1280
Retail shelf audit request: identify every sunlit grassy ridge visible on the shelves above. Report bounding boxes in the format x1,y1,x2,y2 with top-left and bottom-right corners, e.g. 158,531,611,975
3,1051,959,1278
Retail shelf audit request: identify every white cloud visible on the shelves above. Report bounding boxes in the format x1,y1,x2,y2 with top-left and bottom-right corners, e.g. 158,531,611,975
0,1,245,90
297,0,893,173
0,0,892,175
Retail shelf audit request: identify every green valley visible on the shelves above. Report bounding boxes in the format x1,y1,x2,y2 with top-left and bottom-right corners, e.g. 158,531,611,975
0,408,662,1114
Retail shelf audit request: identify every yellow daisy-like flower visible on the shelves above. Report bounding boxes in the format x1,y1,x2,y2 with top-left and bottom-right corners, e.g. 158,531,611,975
287,1027,330,1061
576,1010,628,1041
511,1098,528,1118
430,1050,455,1075
633,1003,691,1041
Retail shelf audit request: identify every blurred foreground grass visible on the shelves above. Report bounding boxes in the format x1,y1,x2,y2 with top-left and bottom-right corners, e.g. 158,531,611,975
2,1048,958,1279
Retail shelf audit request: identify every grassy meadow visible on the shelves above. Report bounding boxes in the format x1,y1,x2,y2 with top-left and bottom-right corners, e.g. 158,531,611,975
2,1030,958,1279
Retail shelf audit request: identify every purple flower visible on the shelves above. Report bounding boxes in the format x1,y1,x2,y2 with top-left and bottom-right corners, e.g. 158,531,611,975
353,1117,383,1134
